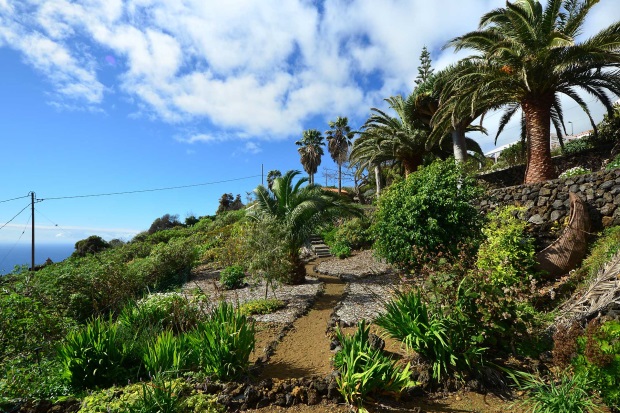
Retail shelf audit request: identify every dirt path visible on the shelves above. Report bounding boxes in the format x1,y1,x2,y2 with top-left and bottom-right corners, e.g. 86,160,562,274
259,260,344,379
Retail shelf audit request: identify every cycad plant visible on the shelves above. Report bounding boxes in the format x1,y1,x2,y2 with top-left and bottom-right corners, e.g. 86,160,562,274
249,170,361,284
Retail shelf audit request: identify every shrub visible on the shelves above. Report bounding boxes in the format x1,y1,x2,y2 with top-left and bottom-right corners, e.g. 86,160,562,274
0,359,72,405
573,319,620,410
56,316,131,389
330,241,351,259
186,302,255,380
334,217,372,250
119,292,204,335
559,166,591,178
244,218,295,293
238,299,286,315
334,321,416,412
373,160,483,272
578,226,620,280
606,154,620,170
375,290,485,382
72,235,111,258
497,141,526,166
127,377,182,413
562,137,594,155
219,265,245,290
476,206,538,286
597,103,620,143
520,372,599,413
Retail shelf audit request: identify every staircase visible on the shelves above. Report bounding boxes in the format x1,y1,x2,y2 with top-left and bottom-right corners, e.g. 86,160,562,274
309,235,332,258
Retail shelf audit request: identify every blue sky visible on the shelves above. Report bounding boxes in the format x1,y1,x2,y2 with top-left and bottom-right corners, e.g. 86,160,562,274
0,0,619,245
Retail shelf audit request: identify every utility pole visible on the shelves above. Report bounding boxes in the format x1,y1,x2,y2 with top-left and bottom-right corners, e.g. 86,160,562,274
261,164,264,186
30,191,35,271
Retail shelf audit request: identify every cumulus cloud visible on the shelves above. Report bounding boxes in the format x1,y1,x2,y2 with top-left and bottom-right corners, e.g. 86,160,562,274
0,0,617,145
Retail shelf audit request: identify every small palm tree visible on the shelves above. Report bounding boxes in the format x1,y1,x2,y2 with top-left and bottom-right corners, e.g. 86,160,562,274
296,129,325,185
325,117,355,194
443,0,620,183
249,170,361,284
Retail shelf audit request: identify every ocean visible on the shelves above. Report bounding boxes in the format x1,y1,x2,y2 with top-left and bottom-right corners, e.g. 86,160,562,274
0,243,75,275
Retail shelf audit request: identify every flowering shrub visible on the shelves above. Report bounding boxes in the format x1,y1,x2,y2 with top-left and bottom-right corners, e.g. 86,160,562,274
559,166,591,178
606,154,620,170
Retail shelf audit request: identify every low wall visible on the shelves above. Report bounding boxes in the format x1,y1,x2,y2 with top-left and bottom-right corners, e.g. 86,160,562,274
479,168,620,233
477,145,615,189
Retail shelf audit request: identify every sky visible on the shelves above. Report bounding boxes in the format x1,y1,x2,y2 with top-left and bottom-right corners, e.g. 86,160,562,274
0,0,619,246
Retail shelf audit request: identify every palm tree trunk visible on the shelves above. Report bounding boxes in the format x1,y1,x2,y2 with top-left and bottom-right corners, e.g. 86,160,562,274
402,157,422,178
375,165,381,198
338,164,342,194
451,128,467,163
523,96,557,184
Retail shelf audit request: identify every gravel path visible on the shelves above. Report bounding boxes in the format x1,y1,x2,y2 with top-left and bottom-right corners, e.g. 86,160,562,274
183,250,398,326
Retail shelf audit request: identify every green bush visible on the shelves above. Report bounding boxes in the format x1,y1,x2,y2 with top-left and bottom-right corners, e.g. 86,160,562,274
520,372,599,413
497,141,526,166
56,316,131,389
579,226,620,280
335,217,372,250
119,293,204,335
476,206,538,286
330,241,351,259
606,154,620,170
373,160,483,272
238,299,286,315
375,290,485,382
219,265,245,290
186,302,255,380
573,320,620,410
0,359,72,405
562,137,594,155
334,321,416,412
127,377,182,413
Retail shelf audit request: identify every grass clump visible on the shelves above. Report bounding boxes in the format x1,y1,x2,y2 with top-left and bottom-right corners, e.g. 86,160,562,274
333,321,416,412
186,302,255,380
519,372,600,413
375,290,485,382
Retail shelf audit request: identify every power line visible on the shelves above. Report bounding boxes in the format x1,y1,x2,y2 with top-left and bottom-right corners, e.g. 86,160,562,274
0,214,31,272
0,204,31,231
38,175,262,201
0,195,29,204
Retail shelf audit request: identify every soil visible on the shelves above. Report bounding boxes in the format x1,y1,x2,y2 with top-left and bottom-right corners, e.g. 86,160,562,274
259,262,345,379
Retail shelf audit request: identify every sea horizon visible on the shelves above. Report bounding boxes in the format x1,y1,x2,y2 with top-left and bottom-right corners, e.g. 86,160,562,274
0,243,75,275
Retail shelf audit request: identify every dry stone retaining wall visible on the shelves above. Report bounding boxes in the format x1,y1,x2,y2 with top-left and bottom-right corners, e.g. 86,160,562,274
479,168,620,231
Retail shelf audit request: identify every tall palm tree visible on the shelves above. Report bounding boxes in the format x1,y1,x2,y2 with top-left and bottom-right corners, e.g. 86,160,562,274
266,169,282,191
325,117,355,194
407,72,486,163
443,0,620,183
296,129,325,185
249,170,361,284
359,95,430,177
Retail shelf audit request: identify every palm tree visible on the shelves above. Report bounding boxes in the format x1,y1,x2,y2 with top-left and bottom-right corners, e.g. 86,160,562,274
296,129,325,185
359,95,430,177
249,170,361,284
325,117,355,194
266,169,282,191
443,0,620,183
407,73,486,163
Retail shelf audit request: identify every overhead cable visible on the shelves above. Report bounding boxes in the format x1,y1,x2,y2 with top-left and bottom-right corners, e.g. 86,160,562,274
38,175,262,201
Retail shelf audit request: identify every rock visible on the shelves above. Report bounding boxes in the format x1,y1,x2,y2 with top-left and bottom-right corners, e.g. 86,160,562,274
600,180,614,190
529,214,544,225
307,388,320,405
550,210,564,222
368,333,385,351
601,203,615,216
285,393,295,406
244,385,261,405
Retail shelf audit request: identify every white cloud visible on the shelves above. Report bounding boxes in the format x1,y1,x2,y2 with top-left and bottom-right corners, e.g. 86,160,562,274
1,0,617,143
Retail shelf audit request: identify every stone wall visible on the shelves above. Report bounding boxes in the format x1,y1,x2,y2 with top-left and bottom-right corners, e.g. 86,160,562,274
477,145,615,189
479,168,620,233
